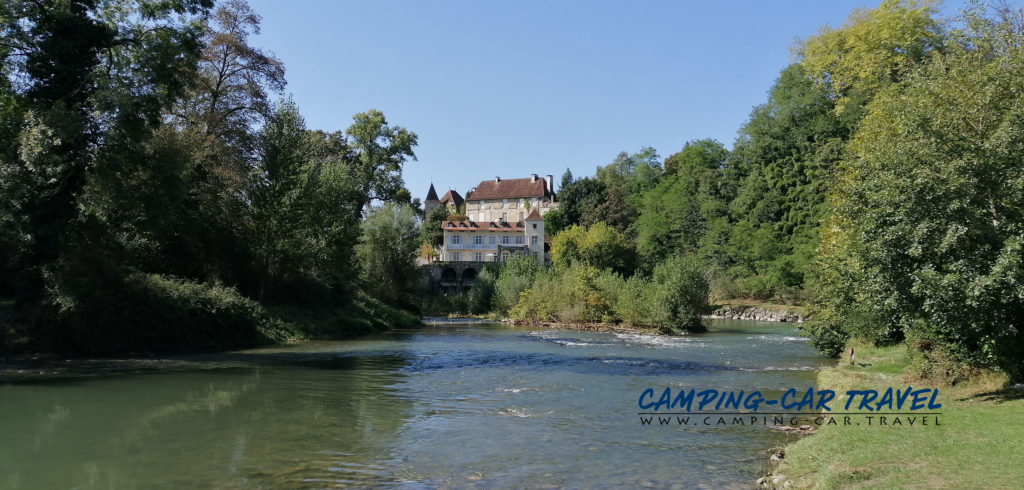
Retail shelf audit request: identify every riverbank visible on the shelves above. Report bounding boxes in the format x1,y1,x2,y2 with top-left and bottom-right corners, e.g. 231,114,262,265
502,318,665,334
763,341,1024,488
0,294,420,357
707,301,808,323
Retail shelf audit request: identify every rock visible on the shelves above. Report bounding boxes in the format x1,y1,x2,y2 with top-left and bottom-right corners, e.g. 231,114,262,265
783,481,793,488
756,477,766,486
769,449,785,463
704,306,807,323
771,474,787,485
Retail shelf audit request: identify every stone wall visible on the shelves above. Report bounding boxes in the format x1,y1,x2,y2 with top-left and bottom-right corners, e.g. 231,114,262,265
705,306,807,323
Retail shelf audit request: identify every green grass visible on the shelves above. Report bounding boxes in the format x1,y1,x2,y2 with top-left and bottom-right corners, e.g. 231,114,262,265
777,340,1024,489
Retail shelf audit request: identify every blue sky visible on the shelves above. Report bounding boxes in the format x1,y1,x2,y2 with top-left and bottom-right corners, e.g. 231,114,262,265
247,0,968,201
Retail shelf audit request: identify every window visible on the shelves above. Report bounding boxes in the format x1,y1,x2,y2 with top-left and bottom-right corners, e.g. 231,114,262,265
473,252,484,261
531,235,538,245
532,252,538,260
501,235,510,245
449,252,461,261
532,223,537,229
515,236,524,244
450,235,461,245
489,236,495,245
473,235,483,245
519,211,524,221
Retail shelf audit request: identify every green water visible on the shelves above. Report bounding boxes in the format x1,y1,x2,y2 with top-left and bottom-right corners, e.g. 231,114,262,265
0,320,825,488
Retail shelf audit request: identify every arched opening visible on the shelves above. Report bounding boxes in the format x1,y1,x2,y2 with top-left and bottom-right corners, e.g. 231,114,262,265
461,268,477,286
440,267,458,284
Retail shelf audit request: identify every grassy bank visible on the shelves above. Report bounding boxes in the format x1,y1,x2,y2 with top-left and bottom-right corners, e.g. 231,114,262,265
773,341,1024,489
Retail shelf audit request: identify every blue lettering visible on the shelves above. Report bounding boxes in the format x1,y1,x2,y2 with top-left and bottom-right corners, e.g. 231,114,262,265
744,391,765,411
896,386,913,409
697,389,719,411
816,390,835,411
780,388,798,410
639,388,655,410
910,388,930,410
928,389,942,409
875,387,894,411
672,389,695,411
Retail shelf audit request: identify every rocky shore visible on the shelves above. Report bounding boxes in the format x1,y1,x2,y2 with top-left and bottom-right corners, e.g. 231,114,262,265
705,306,807,323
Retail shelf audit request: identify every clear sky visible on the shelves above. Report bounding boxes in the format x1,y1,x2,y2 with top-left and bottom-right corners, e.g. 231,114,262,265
246,0,967,201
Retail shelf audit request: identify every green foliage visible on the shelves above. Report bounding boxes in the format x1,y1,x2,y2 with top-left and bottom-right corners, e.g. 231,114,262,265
509,255,709,332
510,264,617,324
811,26,1024,376
494,254,540,313
421,205,450,247
44,267,276,354
648,255,710,331
345,109,418,216
798,0,945,114
357,203,422,307
550,223,637,276
467,268,497,314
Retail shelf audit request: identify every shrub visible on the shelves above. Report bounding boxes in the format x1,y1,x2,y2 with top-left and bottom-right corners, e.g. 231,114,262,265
650,255,709,332
494,255,539,313
45,266,276,354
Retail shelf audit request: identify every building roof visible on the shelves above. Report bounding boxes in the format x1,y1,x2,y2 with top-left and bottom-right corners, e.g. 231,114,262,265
442,219,527,231
525,208,543,221
439,189,464,208
425,183,439,202
468,176,549,200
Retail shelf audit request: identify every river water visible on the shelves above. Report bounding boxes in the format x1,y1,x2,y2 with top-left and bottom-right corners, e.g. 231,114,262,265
0,320,824,489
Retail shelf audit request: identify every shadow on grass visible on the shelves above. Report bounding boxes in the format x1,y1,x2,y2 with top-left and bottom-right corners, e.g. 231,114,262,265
958,387,1024,403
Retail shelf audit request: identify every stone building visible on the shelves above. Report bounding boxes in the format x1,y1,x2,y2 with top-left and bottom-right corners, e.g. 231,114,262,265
428,174,558,266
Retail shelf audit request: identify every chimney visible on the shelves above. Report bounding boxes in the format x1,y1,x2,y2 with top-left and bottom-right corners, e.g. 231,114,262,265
545,174,554,195
495,176,501,183
531,173,538,182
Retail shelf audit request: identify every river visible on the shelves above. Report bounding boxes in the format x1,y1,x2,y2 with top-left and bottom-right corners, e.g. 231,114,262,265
0,319,824,489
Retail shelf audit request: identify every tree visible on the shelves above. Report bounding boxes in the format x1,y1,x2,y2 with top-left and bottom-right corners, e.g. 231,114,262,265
1,0,211,305
248,98,312,300
808,18,1024,378
357,203,421,306
345,110,418,218
175,0,285,155
664,139,728,176
798,0,945,115
550,223,637,276
420,205,450,248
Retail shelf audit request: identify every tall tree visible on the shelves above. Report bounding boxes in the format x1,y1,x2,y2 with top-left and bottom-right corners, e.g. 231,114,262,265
345,110,418,218
808,18,1024,378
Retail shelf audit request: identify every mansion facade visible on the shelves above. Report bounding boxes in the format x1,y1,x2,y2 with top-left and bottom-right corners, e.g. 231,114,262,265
426,174,558,265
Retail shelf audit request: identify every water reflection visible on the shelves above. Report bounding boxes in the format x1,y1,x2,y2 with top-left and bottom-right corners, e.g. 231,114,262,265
0,352,414,488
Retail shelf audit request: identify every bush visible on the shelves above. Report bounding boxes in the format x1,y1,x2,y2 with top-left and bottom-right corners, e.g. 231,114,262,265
467,268,497,314
510,264,616,323
494,255,539,313
649,255,709,331
44,266,276,354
